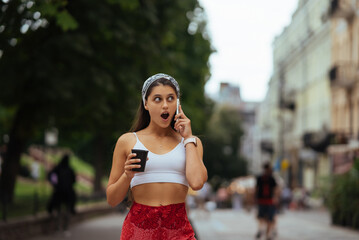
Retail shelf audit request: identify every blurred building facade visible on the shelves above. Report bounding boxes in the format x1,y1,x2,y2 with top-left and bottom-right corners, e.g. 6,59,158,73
218,82,259,174
328,0,359,174
256,0,359,191
218,82,242,105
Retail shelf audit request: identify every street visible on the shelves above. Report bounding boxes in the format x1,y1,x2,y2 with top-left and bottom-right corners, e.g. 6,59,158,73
28,208,359,240
190,208,359,240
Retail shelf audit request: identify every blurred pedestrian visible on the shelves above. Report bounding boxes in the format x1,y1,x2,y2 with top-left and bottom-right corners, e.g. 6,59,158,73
47,154,77,232
216,186,229,209
106,73,207,239
196,182,212,210
255,163,278,240
281,186,292,210
292,187,306,210
272,171,284,237
31,161,40,181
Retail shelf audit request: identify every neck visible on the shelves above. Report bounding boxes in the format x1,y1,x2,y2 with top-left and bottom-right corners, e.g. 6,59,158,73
145,122,175,137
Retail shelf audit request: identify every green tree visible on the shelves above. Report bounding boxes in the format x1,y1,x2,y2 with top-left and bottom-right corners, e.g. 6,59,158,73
203,105,247,181
328,160,359,229
0,0,212,201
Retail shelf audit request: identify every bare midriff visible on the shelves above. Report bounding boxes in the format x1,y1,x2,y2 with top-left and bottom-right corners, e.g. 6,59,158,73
132,183,188,206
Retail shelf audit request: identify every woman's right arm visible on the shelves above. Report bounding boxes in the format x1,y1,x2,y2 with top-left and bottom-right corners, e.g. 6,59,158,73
106,133,139,207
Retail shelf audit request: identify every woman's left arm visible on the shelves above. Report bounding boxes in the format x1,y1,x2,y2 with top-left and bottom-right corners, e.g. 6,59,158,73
175,105,207,190
184,137,207,190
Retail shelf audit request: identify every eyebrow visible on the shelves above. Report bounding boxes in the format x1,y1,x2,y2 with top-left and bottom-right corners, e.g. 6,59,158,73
152,93,175,97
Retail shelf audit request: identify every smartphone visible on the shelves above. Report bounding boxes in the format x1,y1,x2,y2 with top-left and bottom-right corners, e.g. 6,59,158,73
176,99,180,131
176,99,180,115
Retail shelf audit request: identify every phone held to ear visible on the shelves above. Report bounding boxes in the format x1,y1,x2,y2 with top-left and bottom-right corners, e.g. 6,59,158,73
176,99,180,115
176,99,180,130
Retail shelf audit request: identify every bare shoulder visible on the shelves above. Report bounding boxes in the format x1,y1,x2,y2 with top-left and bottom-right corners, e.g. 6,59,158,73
115,132,137,151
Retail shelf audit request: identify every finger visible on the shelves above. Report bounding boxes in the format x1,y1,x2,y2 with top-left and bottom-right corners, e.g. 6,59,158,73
124,163,141,171
125,165,141,172
177,118,189,124
175,119,189,129
175,119,188,128
127,158,141,165
175,112,183,121
175,121,183,130
131,164,141,170
126,159,142,168
174,121,182,131
177,111,186,119
175,106,183,120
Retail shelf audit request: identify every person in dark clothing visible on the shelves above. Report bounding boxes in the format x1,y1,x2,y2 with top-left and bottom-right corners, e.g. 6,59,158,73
47,154,77,231
255,162,278,240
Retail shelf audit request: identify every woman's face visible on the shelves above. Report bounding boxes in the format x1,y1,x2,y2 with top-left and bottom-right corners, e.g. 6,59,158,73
145,84,177,128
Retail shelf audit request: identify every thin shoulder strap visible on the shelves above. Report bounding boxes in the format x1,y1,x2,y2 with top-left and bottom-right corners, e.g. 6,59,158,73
133,132,139,140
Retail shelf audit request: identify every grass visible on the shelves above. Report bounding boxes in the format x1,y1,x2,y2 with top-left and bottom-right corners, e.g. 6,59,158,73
0,152,102,221
0,178,52,219
45,153,94,180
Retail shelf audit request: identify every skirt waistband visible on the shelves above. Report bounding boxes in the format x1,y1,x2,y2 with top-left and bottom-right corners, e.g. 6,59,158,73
132,201,186,209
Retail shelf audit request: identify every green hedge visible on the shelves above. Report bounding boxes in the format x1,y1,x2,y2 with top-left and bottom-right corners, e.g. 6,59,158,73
328,159,359,230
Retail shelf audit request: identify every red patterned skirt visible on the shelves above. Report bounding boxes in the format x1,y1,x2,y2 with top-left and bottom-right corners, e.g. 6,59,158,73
120,202,196,240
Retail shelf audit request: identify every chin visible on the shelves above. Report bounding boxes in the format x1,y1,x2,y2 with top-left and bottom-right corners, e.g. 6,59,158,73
156,121,171,128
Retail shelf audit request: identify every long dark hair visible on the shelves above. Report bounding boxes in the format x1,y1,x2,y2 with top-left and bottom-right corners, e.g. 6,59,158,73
130,78,179,132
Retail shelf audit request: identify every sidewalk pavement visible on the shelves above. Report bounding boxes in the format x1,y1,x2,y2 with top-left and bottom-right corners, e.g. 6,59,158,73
25,207,359,240
189,208,359,240
0,201,117,240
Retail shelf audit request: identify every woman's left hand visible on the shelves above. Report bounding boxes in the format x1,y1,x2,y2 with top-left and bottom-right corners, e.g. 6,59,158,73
174,105,192,138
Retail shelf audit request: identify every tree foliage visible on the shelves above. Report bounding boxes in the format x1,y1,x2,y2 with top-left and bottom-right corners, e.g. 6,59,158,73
203,105,247,182
0,0,212,201
328,160,359,229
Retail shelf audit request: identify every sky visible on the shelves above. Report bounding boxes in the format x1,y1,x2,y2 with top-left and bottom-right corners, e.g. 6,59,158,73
199,0,299,102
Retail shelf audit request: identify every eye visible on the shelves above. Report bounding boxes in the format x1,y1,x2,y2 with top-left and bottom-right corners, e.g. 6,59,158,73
168,96,174,101
154,97,161,102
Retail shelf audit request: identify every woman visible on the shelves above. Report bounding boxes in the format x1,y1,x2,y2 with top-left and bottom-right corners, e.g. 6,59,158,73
107,73,207,239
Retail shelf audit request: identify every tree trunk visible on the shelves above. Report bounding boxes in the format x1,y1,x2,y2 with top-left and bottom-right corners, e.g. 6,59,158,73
0,107,31,203
93,136,105,195
0,134,24,203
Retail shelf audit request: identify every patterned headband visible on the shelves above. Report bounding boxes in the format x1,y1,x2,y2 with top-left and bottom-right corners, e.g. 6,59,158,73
142,73,180,105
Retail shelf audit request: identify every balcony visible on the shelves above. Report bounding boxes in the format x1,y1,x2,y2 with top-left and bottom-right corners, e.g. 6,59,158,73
329,63,359,88
280,90,296,111
260,141,273,154
328,0,355,19
280,98,295,111
302,131,335,153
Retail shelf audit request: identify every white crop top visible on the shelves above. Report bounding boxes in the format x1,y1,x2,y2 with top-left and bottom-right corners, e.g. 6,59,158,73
130,132,189,188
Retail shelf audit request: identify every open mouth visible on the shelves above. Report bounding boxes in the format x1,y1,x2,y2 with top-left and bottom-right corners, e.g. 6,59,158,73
161,112,170,120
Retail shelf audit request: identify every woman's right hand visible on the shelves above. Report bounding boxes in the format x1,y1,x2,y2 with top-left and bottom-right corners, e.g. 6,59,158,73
123,153,141,179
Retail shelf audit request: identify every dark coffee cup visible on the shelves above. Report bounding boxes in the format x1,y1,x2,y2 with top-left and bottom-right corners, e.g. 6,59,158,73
131,149,148,172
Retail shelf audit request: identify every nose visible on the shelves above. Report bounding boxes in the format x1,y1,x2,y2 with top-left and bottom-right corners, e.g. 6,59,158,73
162,100,169,109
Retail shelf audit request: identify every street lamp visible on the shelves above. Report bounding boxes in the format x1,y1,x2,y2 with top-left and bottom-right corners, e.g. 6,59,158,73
45,128,58,148
42,127,58,206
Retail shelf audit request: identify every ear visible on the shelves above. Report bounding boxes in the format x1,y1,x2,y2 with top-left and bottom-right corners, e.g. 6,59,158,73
144,101,149,110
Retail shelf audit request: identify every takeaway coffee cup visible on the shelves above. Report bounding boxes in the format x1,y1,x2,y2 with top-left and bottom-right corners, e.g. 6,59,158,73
131,149,148,172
